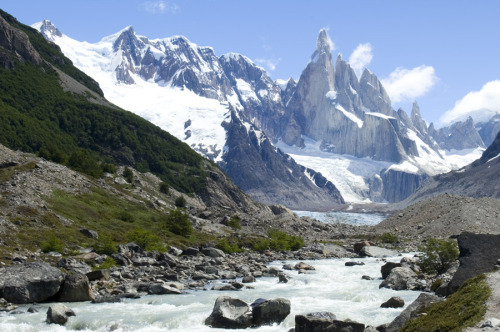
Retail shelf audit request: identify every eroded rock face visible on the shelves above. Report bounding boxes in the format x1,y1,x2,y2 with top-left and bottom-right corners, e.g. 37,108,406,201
0,261,64,304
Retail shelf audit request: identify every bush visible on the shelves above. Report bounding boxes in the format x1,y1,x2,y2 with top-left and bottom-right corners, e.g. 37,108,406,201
418,238,459,275
118,211,134,223
380,232,399,244
94,234,117,255
93,256,117,270
123,167,133,183
216,238,243,253
165,209,192,237
253,229,305,252
227,216,242,230
175,195,186,208
126,228,163,251
159,182,170,195
40,235,65,254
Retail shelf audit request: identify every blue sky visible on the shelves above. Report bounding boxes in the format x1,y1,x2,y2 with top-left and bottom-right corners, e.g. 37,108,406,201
2,0,500,126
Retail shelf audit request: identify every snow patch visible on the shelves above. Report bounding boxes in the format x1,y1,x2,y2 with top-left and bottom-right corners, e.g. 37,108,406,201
365,112,395,120
336,104,363,128
326,90,337,100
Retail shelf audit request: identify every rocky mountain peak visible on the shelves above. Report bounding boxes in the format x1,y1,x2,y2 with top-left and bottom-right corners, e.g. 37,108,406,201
38,20,62,41
316,28,333,53
359,68,393,115
411,101,428,135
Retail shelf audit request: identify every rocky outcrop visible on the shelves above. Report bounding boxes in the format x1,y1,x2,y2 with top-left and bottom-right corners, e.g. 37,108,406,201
379,267,418,290
380,168,428,203
444,233,500,295
0,14,42,67
0,261,64,304
430,116,485,151
477,113,500,146
384,293,443,332
46,303,75,325
251,298,291,326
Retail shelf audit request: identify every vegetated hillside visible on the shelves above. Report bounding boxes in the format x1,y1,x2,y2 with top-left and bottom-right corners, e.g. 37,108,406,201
0,9,206,194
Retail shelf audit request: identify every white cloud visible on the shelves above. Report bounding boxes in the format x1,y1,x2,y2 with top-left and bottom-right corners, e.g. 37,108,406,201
440,80,500,126
255,57,281,71
348,43,372,77
139,1,179,14
381,65,438,103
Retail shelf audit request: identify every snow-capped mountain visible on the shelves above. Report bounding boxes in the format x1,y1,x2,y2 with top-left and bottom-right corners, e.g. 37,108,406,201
33,20,344,210
34,21,488,206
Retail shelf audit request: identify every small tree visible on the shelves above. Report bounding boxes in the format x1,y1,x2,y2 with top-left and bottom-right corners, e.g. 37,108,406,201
165,209,192,237
175,195,186,208
418,238,459,275
159,182,170,195
123,167,134,183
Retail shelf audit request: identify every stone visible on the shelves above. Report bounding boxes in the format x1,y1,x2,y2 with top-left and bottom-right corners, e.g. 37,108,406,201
148,283,182,295
379,267,418,291
205,296,252,329
86,269,110,281
183,247,200,256
278,273,289,283
354,241,372,253
252,298,291,326
345,261,365,266
295,262,315,270
201,247,226,258
56,258,92,274
79,228,98,239
242,275,256,283
359,246,397,258
381,262,402,279
381,297,405,308
57,272,94,302
46,303,75,325
295,312,337,332
0,261,64,304
168,246,183,256
212,284,238,291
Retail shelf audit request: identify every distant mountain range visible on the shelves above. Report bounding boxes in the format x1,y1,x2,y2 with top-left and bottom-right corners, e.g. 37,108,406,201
34,21,500,209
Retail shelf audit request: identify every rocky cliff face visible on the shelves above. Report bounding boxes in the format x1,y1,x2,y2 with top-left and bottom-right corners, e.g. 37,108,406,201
0,14,42,67
429,116,485,150
477,114,500,147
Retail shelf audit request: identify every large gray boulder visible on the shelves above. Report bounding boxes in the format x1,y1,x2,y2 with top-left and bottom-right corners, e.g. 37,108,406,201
0,261,64,304
57,272,94,302
384,293,442,332
205,296,252,329
295,312,337,332
379,267,418,290
46,303,75,325
381,262,402,279
359,246,397,258
252,298,290,326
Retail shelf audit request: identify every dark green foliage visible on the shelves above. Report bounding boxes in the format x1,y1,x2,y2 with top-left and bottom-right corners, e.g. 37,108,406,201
118,211,134,223
0,10,207,193
380,232,399,244
418,238,459,275
101,163,116,174
216,238,243,253
40,235,65,254
431,278,444,292
227,216,242,230
175,195,187,208
93,256,117,270
126,228,163,251
159,182,170,195
123,167,134,183
165,209,192,237
94,234,117,255
401,274,491,331
253,229,305,252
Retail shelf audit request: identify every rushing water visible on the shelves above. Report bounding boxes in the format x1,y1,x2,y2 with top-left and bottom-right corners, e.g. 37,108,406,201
294,210,386,226
0,255,422,332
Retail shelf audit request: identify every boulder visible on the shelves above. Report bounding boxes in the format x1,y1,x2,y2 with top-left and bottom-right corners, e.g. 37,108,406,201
242,275,255,283
354,241,373,253
359,246,397,258
57,272,94,302
252,298,291,326
345,261,365,266
444,233,500,295
0,261,64,304
295,262,315,270
384,293,443,332
381,262,402,279
379,267,418,290
86,269,110,281
380,297,405,308
295,312,337,332
46,303,75,325
202,247,226,258
278,273,289,283
148,283,182,295
56,258,92,274
79,228,98,239
205,296,252,329
183,247,200,256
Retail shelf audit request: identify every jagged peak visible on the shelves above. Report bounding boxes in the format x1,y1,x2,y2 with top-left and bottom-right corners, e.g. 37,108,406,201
220,52,254,65
411,101,421,116
317,28,333,53
32,19,62,41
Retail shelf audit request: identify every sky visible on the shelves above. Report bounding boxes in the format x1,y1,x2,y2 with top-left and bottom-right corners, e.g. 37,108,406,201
2,0,500,126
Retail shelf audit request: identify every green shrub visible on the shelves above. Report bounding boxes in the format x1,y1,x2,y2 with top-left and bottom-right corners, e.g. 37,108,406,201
94,234,117,255
380,232,399,244
101,163,116,174
118,211,134,223
126,228,162,251
216,238,243,253
227,216,242,230
431,278,444,292
123,167,134,183
418,238,459,275
159,182,170,195
175,195,186,208
93,256,117,270
165,209,192,237
253,229,305,252
40,235,65,254
401,274,491,331
68,149,104,178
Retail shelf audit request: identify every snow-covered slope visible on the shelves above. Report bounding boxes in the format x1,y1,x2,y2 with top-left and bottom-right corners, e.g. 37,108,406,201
34,21,486,205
